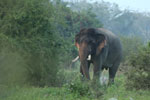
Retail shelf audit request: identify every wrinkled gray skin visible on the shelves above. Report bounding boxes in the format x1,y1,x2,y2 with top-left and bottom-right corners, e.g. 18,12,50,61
75,28,122,84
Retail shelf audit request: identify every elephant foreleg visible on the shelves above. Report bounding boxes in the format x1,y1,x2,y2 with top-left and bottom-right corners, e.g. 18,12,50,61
93,60,102,81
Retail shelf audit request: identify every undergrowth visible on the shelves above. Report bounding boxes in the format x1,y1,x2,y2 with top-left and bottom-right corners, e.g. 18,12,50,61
1,72,150,100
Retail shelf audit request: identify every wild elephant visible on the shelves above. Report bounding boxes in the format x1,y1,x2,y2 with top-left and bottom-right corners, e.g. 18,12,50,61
75,28,122,84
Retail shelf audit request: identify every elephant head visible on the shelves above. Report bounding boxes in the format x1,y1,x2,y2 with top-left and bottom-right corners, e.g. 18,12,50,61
75,28,106,79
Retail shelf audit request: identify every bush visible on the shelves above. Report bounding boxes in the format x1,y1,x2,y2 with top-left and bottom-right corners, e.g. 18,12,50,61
65,77,90,97
0,0,60,87
120,36,143,61
56,67,80,86
0,34,27,86
126,43,150,90
0,34,60,87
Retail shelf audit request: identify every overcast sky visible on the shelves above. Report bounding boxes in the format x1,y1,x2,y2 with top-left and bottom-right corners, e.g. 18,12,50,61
89,0,150,12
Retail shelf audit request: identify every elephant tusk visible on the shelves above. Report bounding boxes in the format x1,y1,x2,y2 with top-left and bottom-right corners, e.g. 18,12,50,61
72,56,79,62
87,54,91,61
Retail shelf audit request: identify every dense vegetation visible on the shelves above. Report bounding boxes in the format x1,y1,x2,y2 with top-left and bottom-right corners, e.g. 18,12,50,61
1,72,150,100
126,43,150,90
0,0,150,100
0,0,102,87
0,0,60,87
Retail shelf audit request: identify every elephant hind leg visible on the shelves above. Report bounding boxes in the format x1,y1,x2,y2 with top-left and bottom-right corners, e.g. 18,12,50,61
108,58,121,84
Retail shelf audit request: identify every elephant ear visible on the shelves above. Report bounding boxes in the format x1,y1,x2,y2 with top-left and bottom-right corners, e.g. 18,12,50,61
75,42,80,50
96,34,106,55
75,32,80,49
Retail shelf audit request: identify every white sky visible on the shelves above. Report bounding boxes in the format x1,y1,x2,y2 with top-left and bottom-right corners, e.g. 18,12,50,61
89,0,150,12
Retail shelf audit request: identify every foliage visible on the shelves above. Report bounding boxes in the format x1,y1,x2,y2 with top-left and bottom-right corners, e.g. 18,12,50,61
55,66,80,86
0,34,27,86
0,0,104,87
126,43,150,90
1,74,150,100
120,35,143,61
65,78,90,97
68,0,150,42
0,0,60,87
0,0,54,37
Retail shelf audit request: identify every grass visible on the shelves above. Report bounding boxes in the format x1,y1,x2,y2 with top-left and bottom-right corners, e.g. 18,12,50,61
0,86,91,100
0,73,150,100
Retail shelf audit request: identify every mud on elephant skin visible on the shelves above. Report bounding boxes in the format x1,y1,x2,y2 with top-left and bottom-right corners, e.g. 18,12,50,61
75,28,122,84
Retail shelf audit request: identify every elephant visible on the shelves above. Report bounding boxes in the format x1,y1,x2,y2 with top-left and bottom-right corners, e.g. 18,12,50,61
75,28,122,84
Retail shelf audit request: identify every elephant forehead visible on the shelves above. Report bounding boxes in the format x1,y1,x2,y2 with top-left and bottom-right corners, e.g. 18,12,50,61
80,34,94,42
80,42,88,47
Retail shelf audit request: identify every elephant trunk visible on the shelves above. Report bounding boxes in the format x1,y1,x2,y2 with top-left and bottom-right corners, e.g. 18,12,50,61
81,59,90,80
79,49,90,80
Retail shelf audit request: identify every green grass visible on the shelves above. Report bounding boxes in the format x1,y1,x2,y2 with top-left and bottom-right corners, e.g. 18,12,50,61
0,74,150,100
102,75,150,100
0,86,91,100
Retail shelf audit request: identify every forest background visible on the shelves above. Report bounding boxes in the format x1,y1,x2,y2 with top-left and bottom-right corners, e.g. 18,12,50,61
0,0,150,100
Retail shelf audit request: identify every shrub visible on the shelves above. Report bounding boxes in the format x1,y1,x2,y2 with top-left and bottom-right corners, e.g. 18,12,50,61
56,66,80,86
0,34,27,86
65,77,90,97
0,0,60,87
120,36,143,61
126,43,150,90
